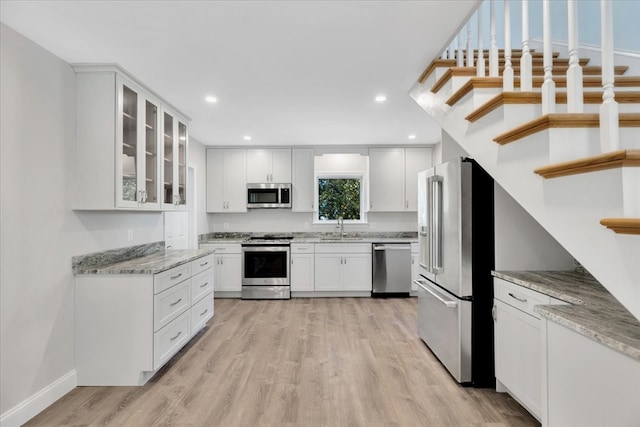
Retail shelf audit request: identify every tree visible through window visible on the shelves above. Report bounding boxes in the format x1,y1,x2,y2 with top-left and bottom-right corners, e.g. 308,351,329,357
317,177,362,221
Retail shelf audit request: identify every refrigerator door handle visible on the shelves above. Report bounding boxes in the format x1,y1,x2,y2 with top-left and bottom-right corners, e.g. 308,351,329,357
432,175,443,274
414,280,458,308
427,176,434,273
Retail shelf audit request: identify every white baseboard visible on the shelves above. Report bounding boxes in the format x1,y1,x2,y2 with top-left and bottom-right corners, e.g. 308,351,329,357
0,370,77,427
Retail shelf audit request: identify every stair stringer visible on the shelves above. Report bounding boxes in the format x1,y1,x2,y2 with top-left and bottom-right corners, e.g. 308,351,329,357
416,90,640,322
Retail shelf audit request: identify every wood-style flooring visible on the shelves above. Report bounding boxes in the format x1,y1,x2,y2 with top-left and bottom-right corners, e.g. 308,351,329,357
26,298,540,426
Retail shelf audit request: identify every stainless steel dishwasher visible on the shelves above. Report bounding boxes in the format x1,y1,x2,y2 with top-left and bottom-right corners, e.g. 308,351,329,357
372,243,411,297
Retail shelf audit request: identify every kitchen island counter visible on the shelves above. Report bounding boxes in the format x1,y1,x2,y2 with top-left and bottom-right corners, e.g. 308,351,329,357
492,270,640,361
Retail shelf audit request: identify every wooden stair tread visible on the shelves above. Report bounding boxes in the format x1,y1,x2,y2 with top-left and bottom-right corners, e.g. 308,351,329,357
445,77,503,106
600,218,640,235
527,75,640,88
431,67,477,93
534,150,640,178
493,113,640,145
484,65,628,75
418,59,457,83
466,92,640,123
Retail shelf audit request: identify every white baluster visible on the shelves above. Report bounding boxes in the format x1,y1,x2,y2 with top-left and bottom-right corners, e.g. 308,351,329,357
542,0,556,114
477,4,486,77
520,0,533,91
466,23,474,67
448,41,455,60
457,31,465,67
567,0,584,113
441,49,448,60
503,0,514,91
489,0,499,77
600,0,619,151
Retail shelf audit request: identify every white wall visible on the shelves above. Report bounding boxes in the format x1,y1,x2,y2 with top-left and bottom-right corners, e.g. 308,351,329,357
494,183,574,271
0,23,203,422
189,137,210,239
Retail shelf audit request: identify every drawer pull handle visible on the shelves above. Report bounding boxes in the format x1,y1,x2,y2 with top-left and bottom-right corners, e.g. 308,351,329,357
200,308,209,316
170,273,183,280
508,292,527,303
170,298,183,306
200,282,209,288
170,331,182,341
200,261,209,267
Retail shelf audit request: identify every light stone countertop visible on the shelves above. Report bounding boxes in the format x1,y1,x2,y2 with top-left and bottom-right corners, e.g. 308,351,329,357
492,270,640,362
199,231,418,245
73,243,214,275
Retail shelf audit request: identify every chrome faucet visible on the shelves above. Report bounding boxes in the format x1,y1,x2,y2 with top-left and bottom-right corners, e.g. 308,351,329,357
336,216,346,239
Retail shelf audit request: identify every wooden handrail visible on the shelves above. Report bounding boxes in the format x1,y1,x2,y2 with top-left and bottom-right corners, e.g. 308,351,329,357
533,150,640,178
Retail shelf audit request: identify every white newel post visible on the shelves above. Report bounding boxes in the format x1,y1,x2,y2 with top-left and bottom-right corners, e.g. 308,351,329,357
542,0,556,114
520,0,533,91
466,23,474,67
477,5,486,77
490,0,499,77
457,31,465,67
600,0,619,151
567,0,584,113
503,0,514,90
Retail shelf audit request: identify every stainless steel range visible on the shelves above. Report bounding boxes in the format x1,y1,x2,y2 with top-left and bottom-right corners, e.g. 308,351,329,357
241,235,293,299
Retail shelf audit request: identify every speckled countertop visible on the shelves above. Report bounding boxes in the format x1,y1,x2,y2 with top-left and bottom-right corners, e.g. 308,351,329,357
73,242,214,275
492,270,640,362
199,231,418,245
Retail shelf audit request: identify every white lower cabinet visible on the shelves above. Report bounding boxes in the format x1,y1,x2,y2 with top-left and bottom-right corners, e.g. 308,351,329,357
314,244,371,292
291,243,315,292
75,254,214,386
493,278,566,421
200,243,242,295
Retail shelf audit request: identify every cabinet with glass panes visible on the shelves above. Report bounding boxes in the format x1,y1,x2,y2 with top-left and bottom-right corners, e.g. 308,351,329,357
161,110,188,210
72,65,189,210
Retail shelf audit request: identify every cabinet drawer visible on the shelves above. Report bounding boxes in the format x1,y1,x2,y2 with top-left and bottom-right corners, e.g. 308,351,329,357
191,292,214,335
315,243,371,254
291,243,315,253
153,310,191,370
154,279,191,331
191,254,214,276
494,278,550,318
200,243,241,254
154,264,191,294
191,268,214,304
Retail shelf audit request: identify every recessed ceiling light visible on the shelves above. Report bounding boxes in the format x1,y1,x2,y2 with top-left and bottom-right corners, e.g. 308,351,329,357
408,134,417,140
243,135,252,141
205,95,217,103
375,94,387,103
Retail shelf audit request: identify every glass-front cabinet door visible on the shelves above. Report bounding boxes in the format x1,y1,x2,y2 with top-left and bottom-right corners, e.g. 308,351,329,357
116,77,161,209
161,110,189,210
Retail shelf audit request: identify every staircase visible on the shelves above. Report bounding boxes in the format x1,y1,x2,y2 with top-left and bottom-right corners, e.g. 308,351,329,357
409,3,640,321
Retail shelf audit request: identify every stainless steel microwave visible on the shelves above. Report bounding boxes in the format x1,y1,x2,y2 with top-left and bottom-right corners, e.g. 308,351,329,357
247,183,292,209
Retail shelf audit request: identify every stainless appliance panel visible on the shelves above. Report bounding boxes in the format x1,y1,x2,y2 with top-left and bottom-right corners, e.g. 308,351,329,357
372,243,411,294
242,285,290,300
247,183,292,209
241,245,290,286
415,277,472,384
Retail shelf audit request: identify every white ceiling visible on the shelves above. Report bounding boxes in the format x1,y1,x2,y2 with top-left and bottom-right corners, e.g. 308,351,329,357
0,0,479,147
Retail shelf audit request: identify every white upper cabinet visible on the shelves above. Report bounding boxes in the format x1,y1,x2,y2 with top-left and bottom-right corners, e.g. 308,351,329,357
246,148,291,183
73,65,189,211
161,110,189,210
368,147,431,212
206,148,247,213
291,149,315,212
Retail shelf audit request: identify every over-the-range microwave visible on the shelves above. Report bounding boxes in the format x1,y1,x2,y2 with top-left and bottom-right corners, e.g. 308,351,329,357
247,183,292,209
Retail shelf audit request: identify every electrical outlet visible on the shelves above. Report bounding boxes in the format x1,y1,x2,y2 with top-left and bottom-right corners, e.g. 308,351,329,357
223,223,229,230
369,222,376,229
127,229,134,241
304,222,309,229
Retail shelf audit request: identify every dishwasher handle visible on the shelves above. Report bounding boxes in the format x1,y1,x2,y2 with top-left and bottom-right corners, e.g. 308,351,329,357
373,244,411,251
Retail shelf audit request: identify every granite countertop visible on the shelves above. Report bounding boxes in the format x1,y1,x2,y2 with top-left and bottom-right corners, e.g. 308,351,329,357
73,242,214,275
492,270,640,362
199,232,418,245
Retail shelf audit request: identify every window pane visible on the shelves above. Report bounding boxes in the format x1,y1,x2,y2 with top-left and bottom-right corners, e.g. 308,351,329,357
318,178,361,220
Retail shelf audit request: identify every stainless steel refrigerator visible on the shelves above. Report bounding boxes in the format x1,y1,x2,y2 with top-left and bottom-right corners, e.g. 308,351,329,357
415,156,495,387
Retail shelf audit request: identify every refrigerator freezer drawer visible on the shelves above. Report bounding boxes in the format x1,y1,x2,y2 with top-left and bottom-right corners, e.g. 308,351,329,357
415,278,472,384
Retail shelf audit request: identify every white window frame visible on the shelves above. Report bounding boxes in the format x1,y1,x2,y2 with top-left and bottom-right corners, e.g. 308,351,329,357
313,173,368,225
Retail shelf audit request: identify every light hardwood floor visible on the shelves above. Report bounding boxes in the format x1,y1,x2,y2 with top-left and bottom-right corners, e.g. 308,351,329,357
26,298,540,426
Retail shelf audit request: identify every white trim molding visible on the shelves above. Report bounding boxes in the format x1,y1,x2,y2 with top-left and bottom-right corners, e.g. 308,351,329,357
0,370,77,427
